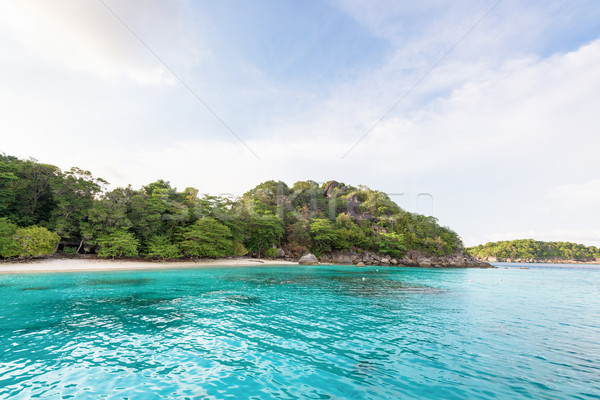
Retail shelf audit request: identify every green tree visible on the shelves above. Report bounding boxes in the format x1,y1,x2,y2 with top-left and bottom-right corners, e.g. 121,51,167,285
244,212,284,257
0,159,18,218
97,230,139,258
177,218,233,258
0,218,19,257
50,167,106,243
80,187,134,252
145,234,181,259
12,226,60,257
10,161,59,226
310,218,338,255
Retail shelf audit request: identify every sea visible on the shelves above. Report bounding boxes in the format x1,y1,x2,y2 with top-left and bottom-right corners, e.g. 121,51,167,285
0,263,598,399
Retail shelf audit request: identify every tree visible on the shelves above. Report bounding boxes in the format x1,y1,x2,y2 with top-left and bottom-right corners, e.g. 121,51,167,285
80,187,133,252
0,218,19,257
97,230,139,258
0,159,18,218
12,226,60,257
10,161,59,226
310,218,338,255
50,167,106,242
244,212,284,257
177,218,233,258
145,235,181,259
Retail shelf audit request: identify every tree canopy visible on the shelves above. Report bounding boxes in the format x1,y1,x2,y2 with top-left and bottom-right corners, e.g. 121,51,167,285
467,239,600,261
0,154,466,260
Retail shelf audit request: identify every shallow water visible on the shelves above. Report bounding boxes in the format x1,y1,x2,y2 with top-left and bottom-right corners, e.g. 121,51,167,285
0,264,599,399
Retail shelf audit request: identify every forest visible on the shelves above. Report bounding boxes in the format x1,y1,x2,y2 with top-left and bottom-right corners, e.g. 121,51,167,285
467,239,600,262
0,154,463,260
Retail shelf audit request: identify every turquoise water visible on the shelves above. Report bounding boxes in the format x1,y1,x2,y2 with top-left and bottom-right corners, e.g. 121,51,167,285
0,264,599,399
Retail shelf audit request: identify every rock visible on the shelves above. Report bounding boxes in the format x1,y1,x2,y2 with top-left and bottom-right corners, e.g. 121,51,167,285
323,180,346,198
276,248,285,258
298,253,319,265
380,258,390,264
390,258,398,265
356,262,366,267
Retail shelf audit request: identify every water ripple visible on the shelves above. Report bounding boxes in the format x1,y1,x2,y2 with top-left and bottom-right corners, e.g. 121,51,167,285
0,266,599,399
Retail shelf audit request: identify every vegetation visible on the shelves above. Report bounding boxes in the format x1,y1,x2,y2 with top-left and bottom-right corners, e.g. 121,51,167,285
467,239,600,261
0,154,465,260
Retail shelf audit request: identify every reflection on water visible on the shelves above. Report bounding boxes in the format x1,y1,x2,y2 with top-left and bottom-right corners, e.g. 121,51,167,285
0,265,599,399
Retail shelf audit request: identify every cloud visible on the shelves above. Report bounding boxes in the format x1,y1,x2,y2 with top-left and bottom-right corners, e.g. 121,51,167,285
0,0,203,85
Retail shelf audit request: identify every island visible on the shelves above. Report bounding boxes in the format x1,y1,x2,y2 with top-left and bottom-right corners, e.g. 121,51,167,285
467,239,600,264
0,154,490,268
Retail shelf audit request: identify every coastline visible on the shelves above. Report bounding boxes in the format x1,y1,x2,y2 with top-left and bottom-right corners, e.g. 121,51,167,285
477,258,600,265
0,258,299,274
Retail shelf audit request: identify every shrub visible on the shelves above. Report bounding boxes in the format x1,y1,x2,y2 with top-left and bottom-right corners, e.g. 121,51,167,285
145,235,181,259
264,247,278,258
97,230,139,258
12,226,60,257
232,242,247,256
62,246,78,255
177,218,233,258
0,218,19,258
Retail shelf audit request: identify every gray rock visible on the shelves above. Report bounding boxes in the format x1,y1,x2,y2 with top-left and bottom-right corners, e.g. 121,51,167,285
298,253,319,265
356,262,366,267
277,248,285,258
381,258,390,264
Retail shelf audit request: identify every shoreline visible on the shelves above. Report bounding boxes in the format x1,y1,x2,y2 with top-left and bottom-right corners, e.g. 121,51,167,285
0,258,299,274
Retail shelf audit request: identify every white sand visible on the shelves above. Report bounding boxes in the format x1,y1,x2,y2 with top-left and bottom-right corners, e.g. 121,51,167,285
0,258,298,274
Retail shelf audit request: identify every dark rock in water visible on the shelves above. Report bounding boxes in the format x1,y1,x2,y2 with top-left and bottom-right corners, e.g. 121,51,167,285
276,248,285,258
298,253,318,265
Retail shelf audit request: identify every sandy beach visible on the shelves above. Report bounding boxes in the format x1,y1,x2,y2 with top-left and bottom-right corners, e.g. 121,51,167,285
0,258,299,274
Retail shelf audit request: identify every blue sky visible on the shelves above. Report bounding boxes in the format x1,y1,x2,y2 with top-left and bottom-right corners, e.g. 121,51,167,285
1,0,600,247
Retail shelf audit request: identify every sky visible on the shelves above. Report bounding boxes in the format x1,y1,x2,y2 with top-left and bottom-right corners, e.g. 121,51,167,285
1,0,600,247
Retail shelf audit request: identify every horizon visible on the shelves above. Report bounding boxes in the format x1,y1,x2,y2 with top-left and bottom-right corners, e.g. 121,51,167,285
1,0,599,247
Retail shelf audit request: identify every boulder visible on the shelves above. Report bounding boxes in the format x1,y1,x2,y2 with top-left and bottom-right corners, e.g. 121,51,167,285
298,253,319,265
324,180,346,198
390,258,398,265
380,258,390,264
276,248,285,258
356,262,366,267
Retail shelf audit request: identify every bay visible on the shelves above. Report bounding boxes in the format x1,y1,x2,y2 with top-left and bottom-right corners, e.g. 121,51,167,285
0,264,599,399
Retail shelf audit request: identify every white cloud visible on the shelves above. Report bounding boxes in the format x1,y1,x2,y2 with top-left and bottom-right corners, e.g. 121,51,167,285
0,0,203,85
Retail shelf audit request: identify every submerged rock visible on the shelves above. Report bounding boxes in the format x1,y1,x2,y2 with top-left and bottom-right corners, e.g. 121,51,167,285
298,253,319,265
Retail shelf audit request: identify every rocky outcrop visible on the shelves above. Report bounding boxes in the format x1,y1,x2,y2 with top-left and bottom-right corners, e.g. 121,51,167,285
314,250,493,268
298,253,319,265
323,180,347,199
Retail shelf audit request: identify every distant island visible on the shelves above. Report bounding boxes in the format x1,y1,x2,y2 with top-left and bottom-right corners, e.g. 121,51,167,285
0,154,489,268
467,239,600,264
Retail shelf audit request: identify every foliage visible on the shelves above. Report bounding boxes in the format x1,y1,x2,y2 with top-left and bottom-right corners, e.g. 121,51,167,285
264,247,278,258
97,230,139,258
12,226,60,257
232,242,248,256
243,212,284,257
309,218,338,255
373,232,406,258
0,155,472,260
467,239,600,261
177,218,233,258
0,218,19,257
145,235,181,259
